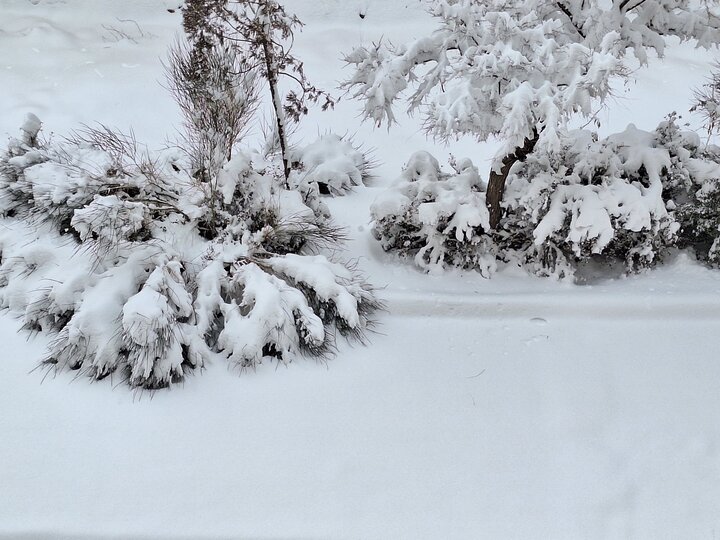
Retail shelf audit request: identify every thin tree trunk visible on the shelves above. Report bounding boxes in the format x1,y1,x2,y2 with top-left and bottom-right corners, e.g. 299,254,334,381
486,130,539,229
261,37,290,185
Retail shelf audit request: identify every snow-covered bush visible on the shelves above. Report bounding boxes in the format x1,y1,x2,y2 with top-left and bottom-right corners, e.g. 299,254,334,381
372,115,720,277
2,3,375,391
291,134,375,195
655,114,720,267
677,176,720,267
528,115,720,274
691,61,720,139
372,151,497,276
503,124,682,274
0,116,380,389
682,63,720,265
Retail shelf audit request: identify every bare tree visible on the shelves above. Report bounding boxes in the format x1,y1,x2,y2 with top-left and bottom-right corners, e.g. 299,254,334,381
187,0,334,184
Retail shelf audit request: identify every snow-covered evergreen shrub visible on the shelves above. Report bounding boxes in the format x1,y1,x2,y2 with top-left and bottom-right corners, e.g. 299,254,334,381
502,125,682,274
518,116,720,273
291,134,375,195
677,176,720,267
680,64,720,266
0,114,380,389
371,116,720,278
650,114,720,267
0,2,379,390
691,61,720,139
371,151,498,276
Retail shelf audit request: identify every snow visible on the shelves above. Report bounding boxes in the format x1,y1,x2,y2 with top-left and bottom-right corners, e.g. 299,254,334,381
2,293,720,539
292,134,369,195
372,150,494,274
2,0,720,538
71,194,148,243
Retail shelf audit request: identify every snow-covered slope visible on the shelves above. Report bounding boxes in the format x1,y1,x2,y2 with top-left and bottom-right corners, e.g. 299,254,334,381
1,1,720,539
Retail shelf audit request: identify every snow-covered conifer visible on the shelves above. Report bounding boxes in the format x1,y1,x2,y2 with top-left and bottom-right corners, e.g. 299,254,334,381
692,61,720,139
664,66,720,266
371,151,497,276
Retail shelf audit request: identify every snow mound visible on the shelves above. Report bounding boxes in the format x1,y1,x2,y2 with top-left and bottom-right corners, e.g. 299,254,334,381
292,133,375,195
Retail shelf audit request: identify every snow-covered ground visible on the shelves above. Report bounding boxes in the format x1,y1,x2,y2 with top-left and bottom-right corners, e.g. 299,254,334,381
1,1,720,538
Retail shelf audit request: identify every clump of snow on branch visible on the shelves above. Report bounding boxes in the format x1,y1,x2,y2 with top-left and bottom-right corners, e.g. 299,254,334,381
291,134,375,195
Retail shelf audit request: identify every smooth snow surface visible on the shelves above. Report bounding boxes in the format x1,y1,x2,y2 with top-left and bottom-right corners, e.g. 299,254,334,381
1,1,720,539
3,312,720,540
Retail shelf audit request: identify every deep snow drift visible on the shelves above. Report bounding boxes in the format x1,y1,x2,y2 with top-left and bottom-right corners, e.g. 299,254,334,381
1,1,720,539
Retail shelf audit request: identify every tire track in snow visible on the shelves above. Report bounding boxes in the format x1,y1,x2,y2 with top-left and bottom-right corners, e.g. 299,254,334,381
382,291,720,320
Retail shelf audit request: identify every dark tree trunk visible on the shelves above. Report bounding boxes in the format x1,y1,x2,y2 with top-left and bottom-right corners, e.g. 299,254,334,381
262,38,290,185
486,130,539,229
